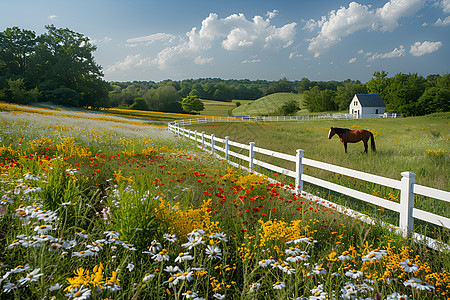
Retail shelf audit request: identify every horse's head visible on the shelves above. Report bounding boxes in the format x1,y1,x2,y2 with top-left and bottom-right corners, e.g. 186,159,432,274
328,127,335,139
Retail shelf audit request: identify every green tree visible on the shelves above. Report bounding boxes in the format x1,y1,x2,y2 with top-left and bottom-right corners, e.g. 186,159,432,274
0,26,37,76
273,99,300,115
7,78,39,104
335,82,367,111
129,97,149,110
181,95,204,113
384,73,427,115
303,86,336,112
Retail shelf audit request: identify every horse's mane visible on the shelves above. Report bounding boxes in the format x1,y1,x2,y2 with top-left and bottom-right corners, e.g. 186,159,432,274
332,127,351,135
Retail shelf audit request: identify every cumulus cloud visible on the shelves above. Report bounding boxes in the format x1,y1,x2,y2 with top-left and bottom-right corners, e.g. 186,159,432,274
368,45,405,61
106,54,154,73
348,57,357,63
442,0,450,13
48,15,57,20
153,12,296,68
126,33,177,44
305,0,425,56
410,41,442,56
375,0,425,31
266,9,279,20
194,56,214,65
434,16,450,26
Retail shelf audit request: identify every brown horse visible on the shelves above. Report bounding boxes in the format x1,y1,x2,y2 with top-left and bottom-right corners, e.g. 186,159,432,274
328,127,376,153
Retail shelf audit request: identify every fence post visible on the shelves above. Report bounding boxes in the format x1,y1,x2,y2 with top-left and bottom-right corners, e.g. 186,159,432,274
249,142,255,170
194,130,198,145
202,131,205,149
399,171,415,236
295,149,305,193
225,136,230,161
211,134,215,154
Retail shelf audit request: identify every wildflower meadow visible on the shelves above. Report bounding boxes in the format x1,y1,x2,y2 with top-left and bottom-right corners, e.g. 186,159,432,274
0,105,449,300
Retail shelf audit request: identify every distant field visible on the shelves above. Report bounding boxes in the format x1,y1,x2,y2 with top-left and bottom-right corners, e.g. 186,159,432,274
232,92,305,116
199,99,236,117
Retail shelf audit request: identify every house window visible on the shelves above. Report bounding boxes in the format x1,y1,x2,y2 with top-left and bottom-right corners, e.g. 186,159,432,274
375,109,378,114
354,101,357,106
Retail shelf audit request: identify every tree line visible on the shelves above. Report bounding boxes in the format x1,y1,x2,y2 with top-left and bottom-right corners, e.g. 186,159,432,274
304,71,449,116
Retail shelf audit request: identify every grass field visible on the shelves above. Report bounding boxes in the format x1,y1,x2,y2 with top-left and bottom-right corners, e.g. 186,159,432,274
0,104,449,299
199,100,236,117
232,93,306,116
188,113,449,232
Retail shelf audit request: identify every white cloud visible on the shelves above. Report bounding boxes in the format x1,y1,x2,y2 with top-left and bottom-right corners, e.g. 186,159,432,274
357,49,364,54
153,12,296,68
375,0,425,31
289,52,303,59
434,16,450,26
105,54,155,73
348,57,357,63
126,33,176,44
442,0,450,13
306,0,425,56
410,41,442,56
368,45,405,61
242,59,261,64
48,15,57,20
266,10,279,20
194,56,214,65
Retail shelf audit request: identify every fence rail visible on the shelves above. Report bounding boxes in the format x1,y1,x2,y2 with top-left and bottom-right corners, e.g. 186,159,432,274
168,121,450,250
172,113,400,127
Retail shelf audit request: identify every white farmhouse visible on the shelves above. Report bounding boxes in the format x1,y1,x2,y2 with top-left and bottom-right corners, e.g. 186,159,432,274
349,94,385,118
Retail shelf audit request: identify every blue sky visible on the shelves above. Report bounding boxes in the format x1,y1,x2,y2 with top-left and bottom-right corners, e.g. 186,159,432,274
1,0,449,83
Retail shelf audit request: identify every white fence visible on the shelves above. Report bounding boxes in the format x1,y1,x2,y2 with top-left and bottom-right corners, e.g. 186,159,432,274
172,113,399,126
168,121,450,250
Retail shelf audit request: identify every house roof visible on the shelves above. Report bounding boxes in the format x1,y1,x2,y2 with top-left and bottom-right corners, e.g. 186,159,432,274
354,94,385,107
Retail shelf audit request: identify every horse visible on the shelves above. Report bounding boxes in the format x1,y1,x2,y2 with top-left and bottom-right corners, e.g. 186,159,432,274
328,127,376,153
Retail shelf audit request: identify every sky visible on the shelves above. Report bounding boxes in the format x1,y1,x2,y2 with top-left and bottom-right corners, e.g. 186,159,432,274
1,0,449,83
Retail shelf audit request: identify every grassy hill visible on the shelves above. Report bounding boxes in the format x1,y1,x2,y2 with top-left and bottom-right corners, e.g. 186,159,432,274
232,92,305,116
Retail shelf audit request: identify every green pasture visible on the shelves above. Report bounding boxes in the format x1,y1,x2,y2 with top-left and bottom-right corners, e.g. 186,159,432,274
189,113,449,189
199,99,236,117
232,93,305,116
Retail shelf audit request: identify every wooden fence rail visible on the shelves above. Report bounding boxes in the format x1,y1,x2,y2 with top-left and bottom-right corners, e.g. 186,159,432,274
168,122,450,250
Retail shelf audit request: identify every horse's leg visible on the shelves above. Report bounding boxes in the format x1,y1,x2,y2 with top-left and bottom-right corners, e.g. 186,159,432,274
363,140,368,153
344,142,347,153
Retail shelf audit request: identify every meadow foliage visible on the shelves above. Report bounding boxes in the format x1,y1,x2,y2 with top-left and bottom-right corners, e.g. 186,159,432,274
0,106,449,299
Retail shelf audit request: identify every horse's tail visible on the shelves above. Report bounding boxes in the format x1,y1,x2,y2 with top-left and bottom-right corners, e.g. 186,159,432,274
369,131,376,152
